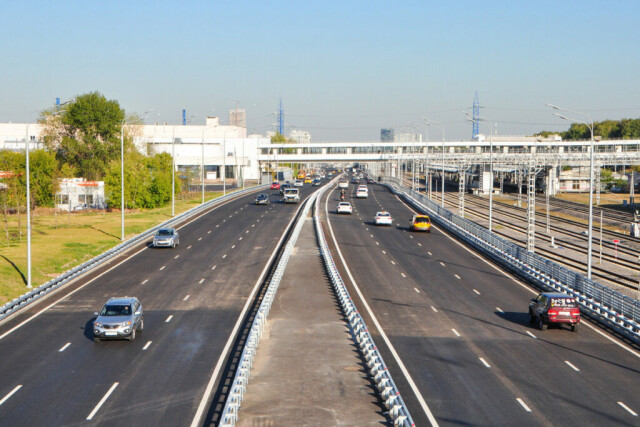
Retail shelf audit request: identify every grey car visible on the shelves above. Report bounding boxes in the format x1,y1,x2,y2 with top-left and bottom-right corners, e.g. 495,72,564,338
255,193,270,205
93,297,143,342
153,227,179,248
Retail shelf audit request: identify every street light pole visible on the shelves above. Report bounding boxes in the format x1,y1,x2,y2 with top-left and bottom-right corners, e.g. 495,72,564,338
172,127,175,217
25,123,32,288
547,103,595,279
120,120,126,241
424,120,445,207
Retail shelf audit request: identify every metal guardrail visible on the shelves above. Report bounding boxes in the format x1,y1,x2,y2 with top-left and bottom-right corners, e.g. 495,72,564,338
313,183,415,426
219,189,320,426
381,176,640,344
0,185,268,322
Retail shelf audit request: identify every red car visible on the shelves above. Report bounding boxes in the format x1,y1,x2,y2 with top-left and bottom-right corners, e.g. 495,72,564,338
270,181,281,190
529,292,580,332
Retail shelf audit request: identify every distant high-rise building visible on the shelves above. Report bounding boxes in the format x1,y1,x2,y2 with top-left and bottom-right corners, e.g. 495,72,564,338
290,129,312,143
229,108,247,128
381,128,394,142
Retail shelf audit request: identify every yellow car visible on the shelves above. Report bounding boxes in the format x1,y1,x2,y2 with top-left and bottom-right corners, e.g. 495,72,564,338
410,214,431,232
304,177,313,184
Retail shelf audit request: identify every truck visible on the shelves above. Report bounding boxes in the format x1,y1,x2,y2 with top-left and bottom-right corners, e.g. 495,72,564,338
283,188,300,204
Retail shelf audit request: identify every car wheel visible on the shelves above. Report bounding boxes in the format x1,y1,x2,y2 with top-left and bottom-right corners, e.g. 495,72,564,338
138,319,144,332
171,241,175,248
538,316,547,331
528,310,534,324
571,323,579,332
129,328,136,342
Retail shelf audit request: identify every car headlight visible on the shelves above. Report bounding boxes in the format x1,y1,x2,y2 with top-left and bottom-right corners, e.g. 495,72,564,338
95,322,102,327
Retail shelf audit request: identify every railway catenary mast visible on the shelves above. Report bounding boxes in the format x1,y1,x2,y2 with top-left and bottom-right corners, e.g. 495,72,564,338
472,91,480,139
278,98,284,135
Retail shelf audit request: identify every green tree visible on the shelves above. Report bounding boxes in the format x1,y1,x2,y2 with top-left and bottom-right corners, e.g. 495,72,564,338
40,92,127,180
27,150,59,207
620,119,640,139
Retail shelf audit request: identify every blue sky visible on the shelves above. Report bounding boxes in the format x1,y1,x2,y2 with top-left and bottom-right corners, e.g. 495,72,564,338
2,1,639,141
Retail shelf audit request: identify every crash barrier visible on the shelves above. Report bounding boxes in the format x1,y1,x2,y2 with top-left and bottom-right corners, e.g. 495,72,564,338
219,189,320,426
0,185,269,322
313,185,416,426
381,177,640,344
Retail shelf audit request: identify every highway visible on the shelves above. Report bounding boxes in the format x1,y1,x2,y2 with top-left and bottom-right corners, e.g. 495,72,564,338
0,185,318,426
320,177,640,426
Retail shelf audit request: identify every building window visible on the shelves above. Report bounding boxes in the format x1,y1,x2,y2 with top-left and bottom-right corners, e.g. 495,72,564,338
57,194,69,204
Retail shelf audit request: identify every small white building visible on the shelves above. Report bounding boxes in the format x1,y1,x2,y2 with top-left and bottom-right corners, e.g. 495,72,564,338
56,179,106,211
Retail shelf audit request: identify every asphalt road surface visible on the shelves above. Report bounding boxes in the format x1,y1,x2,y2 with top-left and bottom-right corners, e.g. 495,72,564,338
321,178,640,426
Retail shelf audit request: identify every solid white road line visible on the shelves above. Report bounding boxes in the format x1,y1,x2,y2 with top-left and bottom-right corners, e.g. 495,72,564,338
473,289,481,295
496,307,504,313
516,398,532,413
58,342,71,352
452,329,461,337
183,295,190,301
324,190,439,426
431,306,438,313
0,385,22,406
142,341,152,350
414,288,421,293
199,279,205,284
159,266,165,271
454,274,461,279
564,361,580,372
141,279,148,285
165,315,173,323
526,331,537,339
618,401,638,416
479,357,491,368
86,382,119,420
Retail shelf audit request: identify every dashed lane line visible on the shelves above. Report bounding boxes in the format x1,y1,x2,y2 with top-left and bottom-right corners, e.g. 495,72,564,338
496,307,504,313
187,245,192,249
159,266,165,271
222,254,227,259
473,289,481,295
390,260,396,265
0,385,22,406
211,265,217,270
618,402,638,417
516,398,532,413
165,315,173,323
452,329,461,337
565,361,580,372
141,279,148,285
439,262,445,267
479,357,491,368
143,341,152,351
414,288,421,293
431,306,438,313
86,382,119,421
183,295,190,301
454,274,461,279
58,342,71,352
175,255,180,259
199,279,205,284
526,331,537,339
401,273,407,278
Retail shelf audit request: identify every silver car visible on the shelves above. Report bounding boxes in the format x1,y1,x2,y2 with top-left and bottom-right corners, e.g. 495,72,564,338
93,297,143,342
153,227,179,248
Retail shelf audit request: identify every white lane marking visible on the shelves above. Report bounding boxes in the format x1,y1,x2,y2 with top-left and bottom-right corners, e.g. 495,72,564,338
390,260,396,265
516,398,532,413
418,243,422,246
183,295,190,301
479,357,491,368
401,273,407,278
439,262,445,267
414,288,421,293
252,224,256,227
473,289,481,295
216,224,220,227
454,274,461,279
174,255,180,259
187,245,192,249
0,385,22,406
496,307,504,313
382,250,386,254
211,265,217,270
191,202,301,427
618,402,638,416
370,234,374,238
239,237,243,241
159,266,165,271
199,279,205,284
198,237,202,241
231,245,236,249
246,230,250,233
431,306,438,313
86,382,119,420
376,242,380,246
165,315,173,323
222,254,227,259
428,251,432,256
409,235,413,239
324,190,438,426
208,230,211,234
565,361,580,372
526,331,537,339
58,342,71,352
452,329,461,337
366,228,369,231
141,279,148,285
143,341,152,351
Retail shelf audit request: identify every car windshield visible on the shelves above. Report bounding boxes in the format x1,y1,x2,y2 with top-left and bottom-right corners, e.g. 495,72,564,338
157,229,173,236
339,203,350,206
377,213,390,217
257,194,267,198
415,217,430,223
550,298,576,307
100,304,131,316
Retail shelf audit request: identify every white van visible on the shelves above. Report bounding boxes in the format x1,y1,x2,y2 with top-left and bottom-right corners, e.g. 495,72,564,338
356,187,368,198
283,188,300,204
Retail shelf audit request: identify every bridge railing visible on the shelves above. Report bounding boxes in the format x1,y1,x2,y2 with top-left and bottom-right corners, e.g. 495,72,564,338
381,176,640,344
0,185,268,322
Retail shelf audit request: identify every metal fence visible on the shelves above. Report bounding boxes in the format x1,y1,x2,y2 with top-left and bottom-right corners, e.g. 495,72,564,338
313,183,415,426
0,185,268,322
382,177,640,344
219,189,320,426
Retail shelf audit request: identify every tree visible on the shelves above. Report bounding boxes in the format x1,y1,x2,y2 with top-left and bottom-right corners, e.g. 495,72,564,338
39,92,127,180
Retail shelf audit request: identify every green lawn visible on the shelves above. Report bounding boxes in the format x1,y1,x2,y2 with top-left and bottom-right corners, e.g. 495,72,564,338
0,191,228,305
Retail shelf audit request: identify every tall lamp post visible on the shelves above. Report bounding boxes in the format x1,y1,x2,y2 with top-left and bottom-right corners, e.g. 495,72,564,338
547,103,595,279
424,120,445,207
25,123,33,288
464,112,496,232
